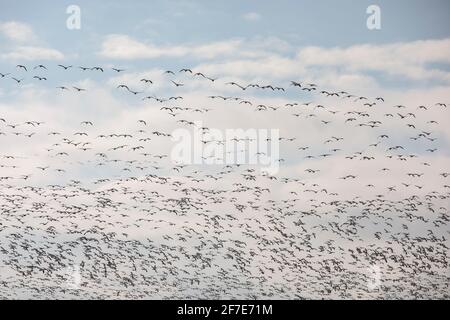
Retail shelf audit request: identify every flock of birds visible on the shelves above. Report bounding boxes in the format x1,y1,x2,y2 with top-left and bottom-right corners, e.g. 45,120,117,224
0,63,449,299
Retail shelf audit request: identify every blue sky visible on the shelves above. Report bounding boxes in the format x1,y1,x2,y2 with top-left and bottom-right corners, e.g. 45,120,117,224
1,0,450,57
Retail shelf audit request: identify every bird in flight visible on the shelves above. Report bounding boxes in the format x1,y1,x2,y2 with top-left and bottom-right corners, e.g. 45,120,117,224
171,80,184,87
16,64,27,71
91,66,104,72
58,64,73,70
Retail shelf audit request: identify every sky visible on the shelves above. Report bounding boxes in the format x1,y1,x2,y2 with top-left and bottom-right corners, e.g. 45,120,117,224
0,0,449,92
1,1,450,44
0,1,449,299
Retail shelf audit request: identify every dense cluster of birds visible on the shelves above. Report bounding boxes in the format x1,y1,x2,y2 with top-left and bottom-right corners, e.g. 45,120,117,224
0,63,449,299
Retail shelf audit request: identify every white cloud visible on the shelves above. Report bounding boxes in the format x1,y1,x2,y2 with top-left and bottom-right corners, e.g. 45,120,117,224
0,46,64,61
98,34,244,60
242,12,262,21
196,55,305,80
0,21,64,61
189,37,450,88
297,38,450,81
191,40,242,59
0,21,36,43
98,34,187,59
